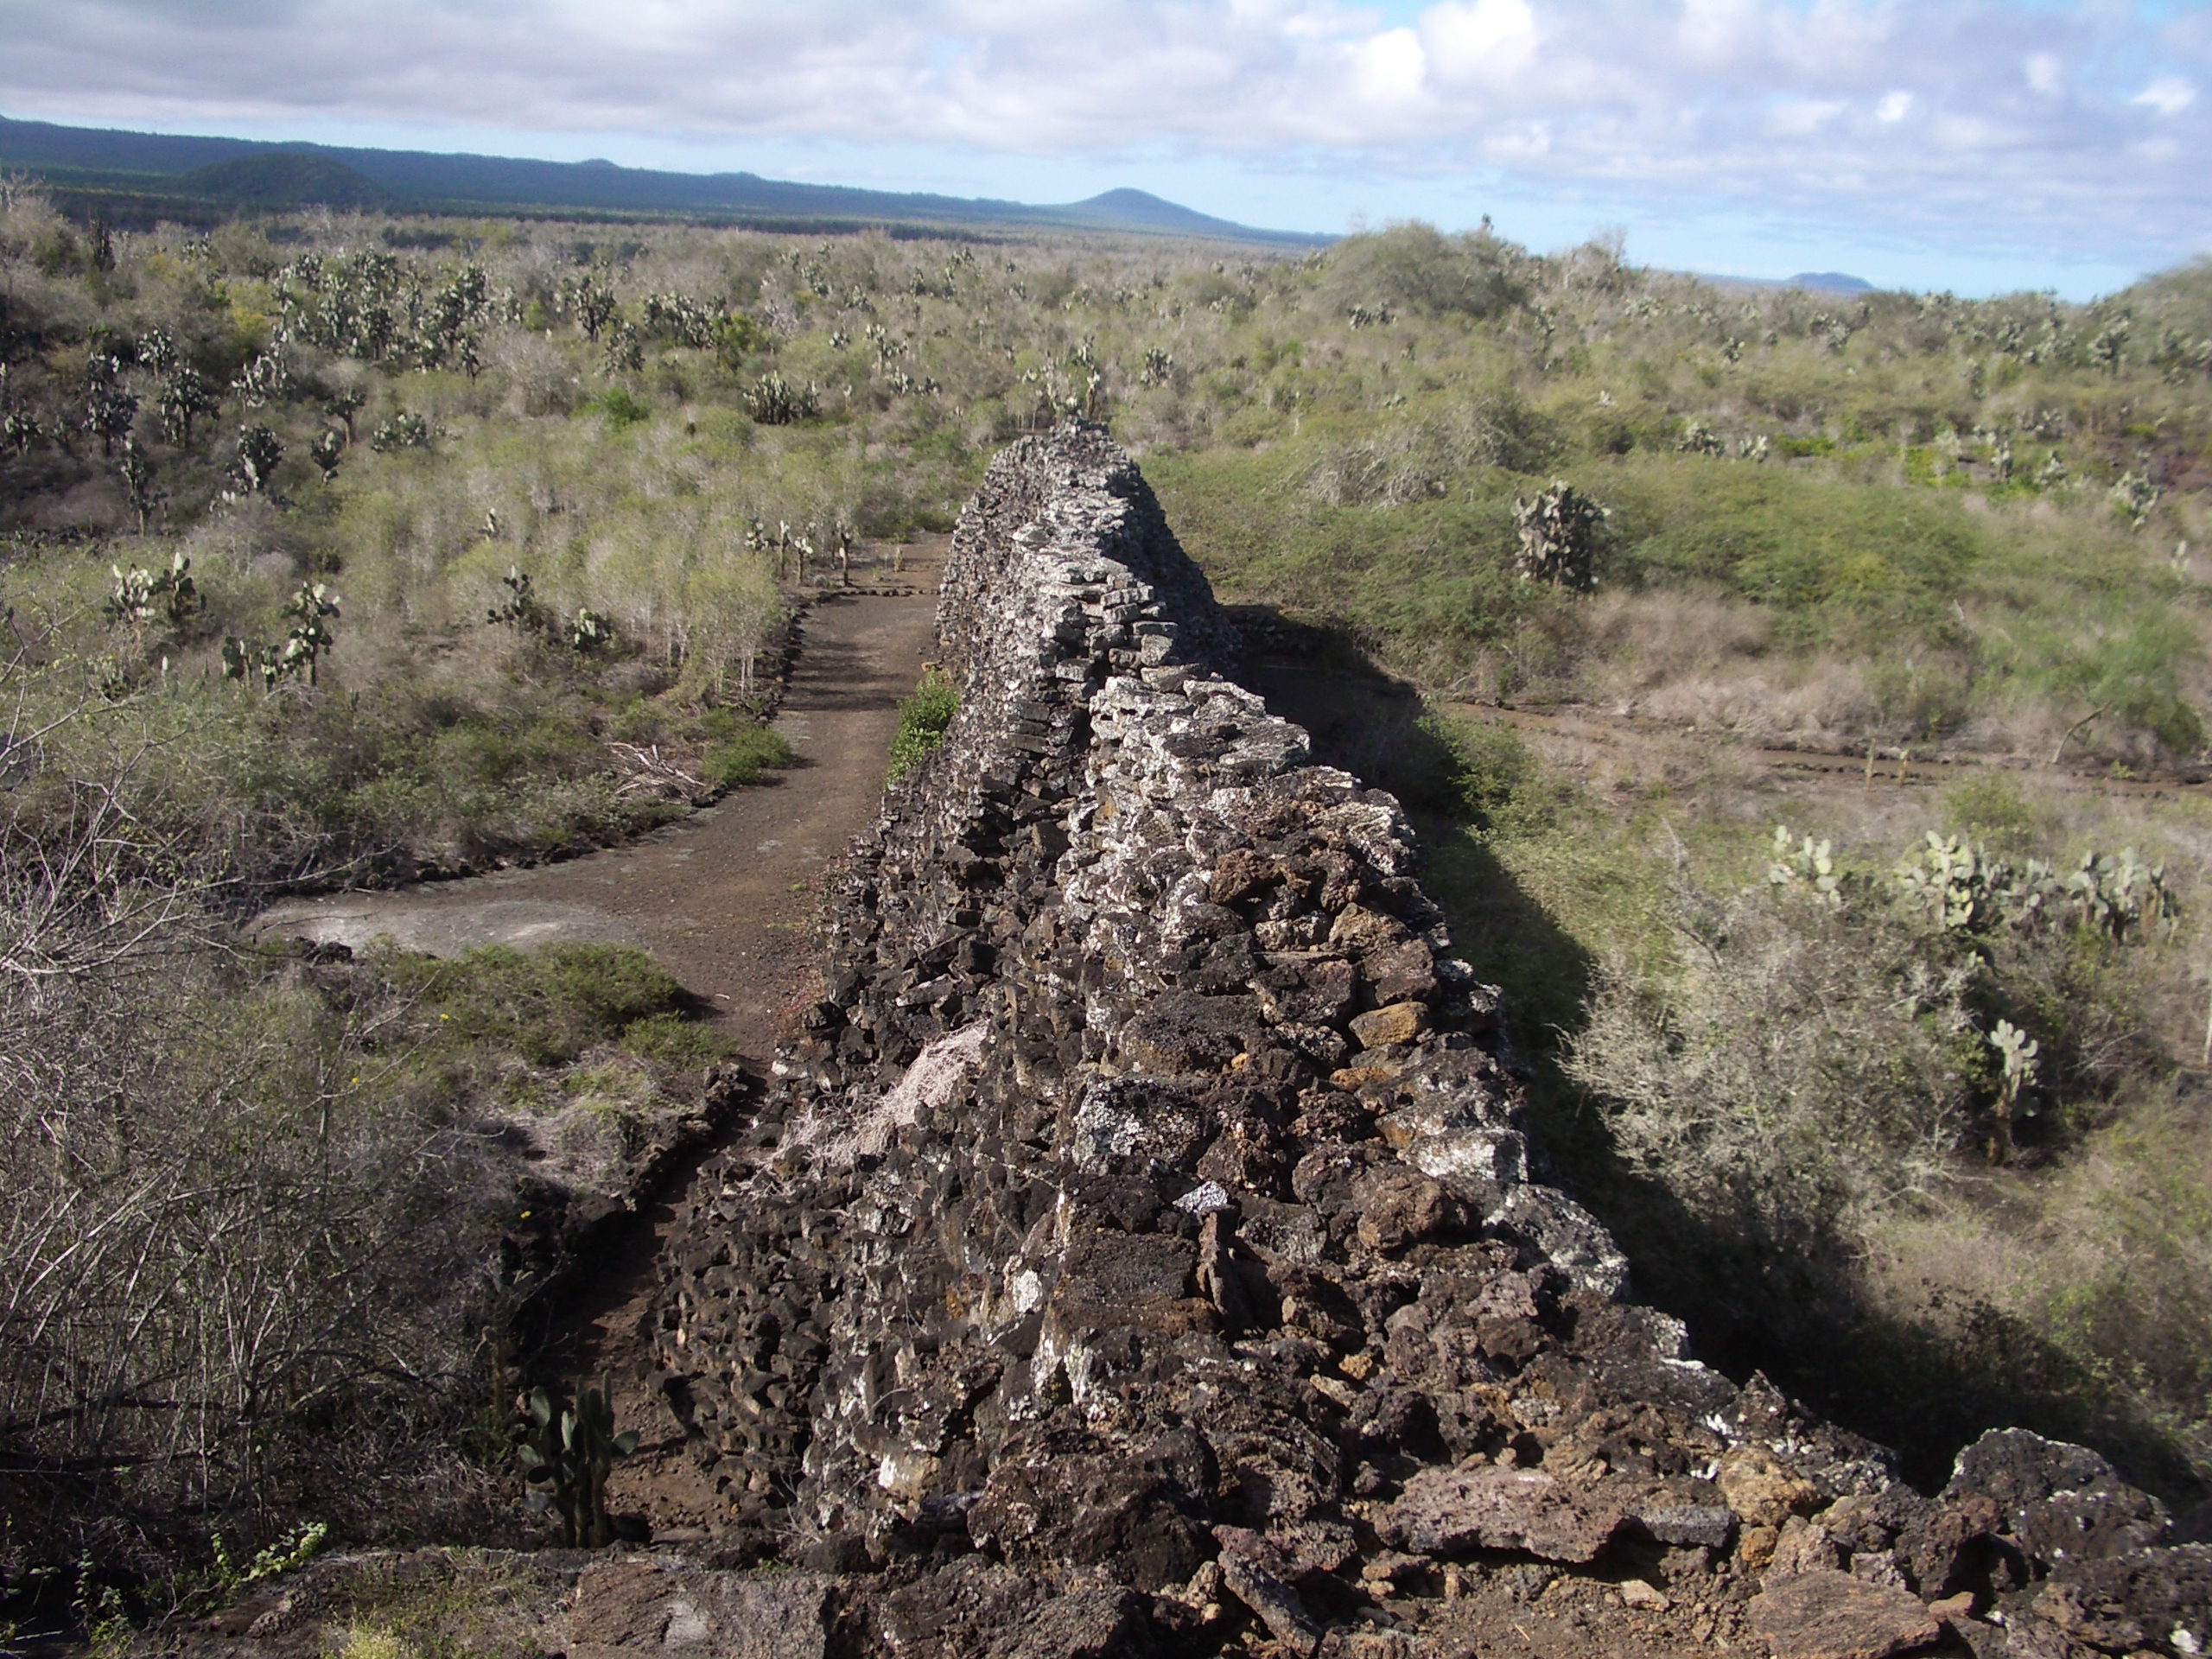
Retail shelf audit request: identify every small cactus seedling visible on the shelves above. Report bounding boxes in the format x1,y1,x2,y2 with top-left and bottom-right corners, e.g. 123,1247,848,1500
2111,470,2162,529
1767,825,1841,908
517,1378,637,1548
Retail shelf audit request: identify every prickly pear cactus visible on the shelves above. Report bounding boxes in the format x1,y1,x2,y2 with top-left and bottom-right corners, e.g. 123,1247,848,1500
1511,480,1608,590
517,1377,638,1548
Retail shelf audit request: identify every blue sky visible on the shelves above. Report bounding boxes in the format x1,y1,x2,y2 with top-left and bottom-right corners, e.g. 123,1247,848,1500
5,1,2209,299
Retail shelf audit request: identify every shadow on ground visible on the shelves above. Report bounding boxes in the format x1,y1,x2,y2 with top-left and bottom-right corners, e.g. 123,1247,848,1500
1232,603,2207,1503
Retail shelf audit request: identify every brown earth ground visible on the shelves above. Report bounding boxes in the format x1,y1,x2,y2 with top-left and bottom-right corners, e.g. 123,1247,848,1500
1467,700,2212,804
250,541,944,1537
250,543,944,1061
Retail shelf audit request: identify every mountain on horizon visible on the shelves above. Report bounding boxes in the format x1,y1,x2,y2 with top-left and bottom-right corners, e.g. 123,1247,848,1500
0,113,1328,247
1702,268,1884,296
1052,187,1270,239
1788,270,1875,293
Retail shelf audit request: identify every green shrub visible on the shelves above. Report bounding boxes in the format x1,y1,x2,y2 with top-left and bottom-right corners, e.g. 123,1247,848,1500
1943,772,2042,853
2011,614,2205,760
1611,465,1985,615
1867,652,1973,740
1325,221,1522,321
616,1010,736,1066
887,669,958,783
702,720,793,787
1426,714,1547,833
589,387,650,429
380,944,697,1066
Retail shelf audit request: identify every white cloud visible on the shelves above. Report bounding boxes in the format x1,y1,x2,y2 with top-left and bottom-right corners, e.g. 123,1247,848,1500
1875,90,1912,122
1675,0,1766,67
2133,76,2196,116
1935,114,2000,149
2024,52,2062,97
1769,98,1845,136
1484,120,1553,160
1349,26,1428,106
1421,0,1537,85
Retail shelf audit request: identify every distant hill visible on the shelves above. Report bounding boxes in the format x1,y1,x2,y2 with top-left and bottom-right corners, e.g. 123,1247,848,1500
1052,188,1274,241
1704,269,1884,296
0,114,1329,246
1788,271,1875,294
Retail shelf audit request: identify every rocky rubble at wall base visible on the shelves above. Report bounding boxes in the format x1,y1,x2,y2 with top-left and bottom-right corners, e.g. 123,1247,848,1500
169,426,2212,1659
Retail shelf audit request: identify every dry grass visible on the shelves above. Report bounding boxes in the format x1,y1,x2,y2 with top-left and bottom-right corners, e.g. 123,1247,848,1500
1624,654,1871,744
1583,588,1782,701
1865,1083,2212,1480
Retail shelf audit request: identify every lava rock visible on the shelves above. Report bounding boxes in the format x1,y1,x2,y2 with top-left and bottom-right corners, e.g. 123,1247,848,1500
1388,1465,1626,1564
1746,1567,1943,1659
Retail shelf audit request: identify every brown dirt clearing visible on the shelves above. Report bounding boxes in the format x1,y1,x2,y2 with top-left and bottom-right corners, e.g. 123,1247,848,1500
250,549,942,1056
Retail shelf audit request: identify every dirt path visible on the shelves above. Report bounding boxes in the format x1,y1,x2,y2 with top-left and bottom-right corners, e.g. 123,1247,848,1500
251,550,942,1057
1457,700,2212,802
251,552,942,1541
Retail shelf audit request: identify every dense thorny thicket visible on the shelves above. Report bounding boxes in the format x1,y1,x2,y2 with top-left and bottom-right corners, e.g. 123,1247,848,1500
1573,824,2177,1242
0,680,486,1573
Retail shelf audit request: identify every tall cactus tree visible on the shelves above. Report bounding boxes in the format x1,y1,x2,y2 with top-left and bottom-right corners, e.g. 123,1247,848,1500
82,354,137,459
117,435,163,535
279,582,340,686
158,365,214,448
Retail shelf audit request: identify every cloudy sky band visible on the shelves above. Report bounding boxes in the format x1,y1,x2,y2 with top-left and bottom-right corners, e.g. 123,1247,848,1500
3,0,2206,296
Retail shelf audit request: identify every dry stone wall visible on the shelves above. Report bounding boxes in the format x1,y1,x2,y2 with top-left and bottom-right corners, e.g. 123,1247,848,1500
644,425,2212,1656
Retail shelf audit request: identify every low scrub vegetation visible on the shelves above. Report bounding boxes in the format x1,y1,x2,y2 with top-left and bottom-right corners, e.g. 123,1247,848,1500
5,173,2212,1597
1416,713,2212,1496
0,747,728,1582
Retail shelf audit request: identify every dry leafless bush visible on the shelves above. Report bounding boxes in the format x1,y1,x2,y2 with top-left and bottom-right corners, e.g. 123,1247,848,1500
1562,887,1981,1263
0,667,514,1578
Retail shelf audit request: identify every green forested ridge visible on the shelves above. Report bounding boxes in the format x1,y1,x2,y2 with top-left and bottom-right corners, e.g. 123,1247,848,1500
0,113,1326,243
4,187,2212,1599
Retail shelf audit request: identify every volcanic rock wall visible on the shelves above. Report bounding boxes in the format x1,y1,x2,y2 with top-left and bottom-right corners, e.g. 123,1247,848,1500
646,426,2210,1656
